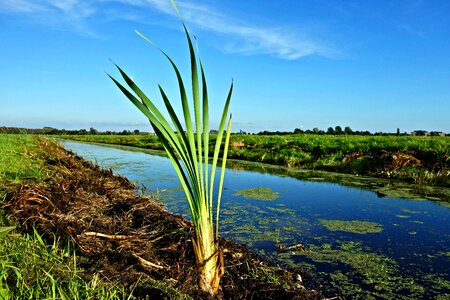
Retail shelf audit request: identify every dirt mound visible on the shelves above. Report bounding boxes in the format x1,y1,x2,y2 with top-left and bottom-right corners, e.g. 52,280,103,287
3,139,323,299
377,151,421,169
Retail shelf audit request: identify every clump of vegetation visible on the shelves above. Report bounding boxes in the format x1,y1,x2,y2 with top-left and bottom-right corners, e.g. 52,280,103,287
319,219,383,234
232,188,280,201
108,2,233,295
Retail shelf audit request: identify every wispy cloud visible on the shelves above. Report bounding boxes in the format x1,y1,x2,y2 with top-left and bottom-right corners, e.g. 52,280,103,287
0,0,333,59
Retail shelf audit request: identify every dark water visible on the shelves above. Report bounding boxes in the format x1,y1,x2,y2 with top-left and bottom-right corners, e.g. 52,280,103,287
61,140,450,299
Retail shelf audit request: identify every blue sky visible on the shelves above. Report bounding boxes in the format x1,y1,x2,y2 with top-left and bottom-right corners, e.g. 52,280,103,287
0,0,449,133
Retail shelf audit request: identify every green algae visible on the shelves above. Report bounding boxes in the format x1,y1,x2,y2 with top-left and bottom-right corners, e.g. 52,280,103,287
409,220,424,224
396,214,411,219
298,242,426,299
437,251,450,260
423,274,450,295
232,188,280,201
266,206,296,216
319,219,383,234
401,208,420,214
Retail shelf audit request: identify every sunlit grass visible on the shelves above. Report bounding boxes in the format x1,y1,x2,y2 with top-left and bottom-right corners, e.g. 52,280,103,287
0,135,46,184
0,228,130,299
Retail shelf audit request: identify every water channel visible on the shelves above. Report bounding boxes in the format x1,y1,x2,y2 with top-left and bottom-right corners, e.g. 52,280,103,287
60,140,450,299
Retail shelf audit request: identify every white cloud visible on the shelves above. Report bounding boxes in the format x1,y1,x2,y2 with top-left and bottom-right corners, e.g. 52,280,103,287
0,0,333,59
0,0,45,13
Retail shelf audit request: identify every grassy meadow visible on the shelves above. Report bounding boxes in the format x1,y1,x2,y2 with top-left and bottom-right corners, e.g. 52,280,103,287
59,134,449,187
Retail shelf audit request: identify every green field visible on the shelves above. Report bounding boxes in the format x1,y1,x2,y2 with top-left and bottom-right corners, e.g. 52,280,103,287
59,134,450,187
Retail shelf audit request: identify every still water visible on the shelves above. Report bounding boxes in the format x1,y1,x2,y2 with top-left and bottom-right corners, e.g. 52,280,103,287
61,140,450,299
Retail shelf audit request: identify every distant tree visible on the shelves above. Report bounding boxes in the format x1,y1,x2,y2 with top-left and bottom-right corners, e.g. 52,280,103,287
294,128,303,134
313,127,319,134
79,129,87,135
344,126,353,135
327,127,334,134
133,129,140,135
396,128,400,136
335,126,343,135
89,127,98,135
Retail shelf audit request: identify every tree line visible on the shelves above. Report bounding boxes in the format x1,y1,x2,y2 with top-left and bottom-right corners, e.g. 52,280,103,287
0,126,147,135
1,125,448,136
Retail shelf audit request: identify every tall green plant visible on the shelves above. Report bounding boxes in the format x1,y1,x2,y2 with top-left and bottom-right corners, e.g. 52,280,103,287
108,1,232,295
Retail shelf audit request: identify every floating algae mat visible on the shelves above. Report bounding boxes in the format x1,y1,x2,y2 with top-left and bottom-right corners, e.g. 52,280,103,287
232,187,280,201
319,219,383,234
61,140,450,299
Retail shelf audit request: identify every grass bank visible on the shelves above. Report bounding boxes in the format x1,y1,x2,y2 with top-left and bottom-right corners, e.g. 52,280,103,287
0,135,129,299
59,134,449,187
0,134,323,299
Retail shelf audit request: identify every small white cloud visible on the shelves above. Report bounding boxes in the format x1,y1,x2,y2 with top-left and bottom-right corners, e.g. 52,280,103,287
0,0,45,13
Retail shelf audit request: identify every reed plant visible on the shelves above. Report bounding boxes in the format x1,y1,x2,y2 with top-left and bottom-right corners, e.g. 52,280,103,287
108,1,233,295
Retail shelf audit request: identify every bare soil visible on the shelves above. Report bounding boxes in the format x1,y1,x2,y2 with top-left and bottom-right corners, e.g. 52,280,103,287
3,139,324,299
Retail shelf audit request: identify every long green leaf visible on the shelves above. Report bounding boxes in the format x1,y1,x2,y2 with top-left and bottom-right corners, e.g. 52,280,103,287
209,81,233,204
200,62,211,219
183,26,204,214
216,115,232,238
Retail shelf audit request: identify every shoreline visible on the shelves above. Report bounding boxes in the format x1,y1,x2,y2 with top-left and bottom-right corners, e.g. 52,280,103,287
59,137,450,203
56,134,450,189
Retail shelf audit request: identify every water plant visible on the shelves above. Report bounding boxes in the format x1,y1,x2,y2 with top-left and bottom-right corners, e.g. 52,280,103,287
108,1,233,295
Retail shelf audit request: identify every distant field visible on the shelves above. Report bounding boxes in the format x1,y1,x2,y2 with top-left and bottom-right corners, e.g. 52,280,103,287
59,134,449,187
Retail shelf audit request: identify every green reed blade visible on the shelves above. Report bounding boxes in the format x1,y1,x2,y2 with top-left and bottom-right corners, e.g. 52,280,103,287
209,81,233,205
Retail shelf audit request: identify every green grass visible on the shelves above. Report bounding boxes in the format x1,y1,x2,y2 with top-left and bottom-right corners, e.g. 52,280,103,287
0,135,47,184
0,229,129,300
59,134,450,186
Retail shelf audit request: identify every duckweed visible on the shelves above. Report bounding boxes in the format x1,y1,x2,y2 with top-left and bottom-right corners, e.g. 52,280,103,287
298,242,426,299
410,220,424,224
396,214,411,219
232,188,280,201
319,219,383,234
401,208,420,214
